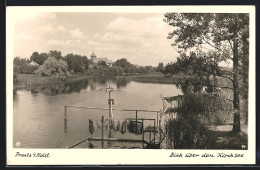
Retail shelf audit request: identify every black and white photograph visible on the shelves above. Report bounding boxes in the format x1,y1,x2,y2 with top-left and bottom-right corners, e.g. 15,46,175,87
6,6,255,165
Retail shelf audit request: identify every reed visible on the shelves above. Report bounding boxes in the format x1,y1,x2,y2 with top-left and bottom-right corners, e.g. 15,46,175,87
164,91,235,149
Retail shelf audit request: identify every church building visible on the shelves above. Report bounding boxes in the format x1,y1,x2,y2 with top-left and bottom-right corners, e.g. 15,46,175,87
90,52,113,67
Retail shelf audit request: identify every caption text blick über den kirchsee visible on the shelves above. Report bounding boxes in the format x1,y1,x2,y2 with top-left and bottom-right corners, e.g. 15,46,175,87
170,152,244,158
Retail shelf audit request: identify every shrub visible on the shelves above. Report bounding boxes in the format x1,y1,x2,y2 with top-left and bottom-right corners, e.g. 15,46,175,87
164,92,233,149
165,116,211,149
35,57,68,80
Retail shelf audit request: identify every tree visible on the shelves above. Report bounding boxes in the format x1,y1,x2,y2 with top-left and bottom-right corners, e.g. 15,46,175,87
35,57,68,80
164,51,223,93
113,58,131,72
82,55,89,70
157,62,164,72
97,60,107,67
110,66,124,75
49,50,62,60
65,53,86,73
30,52,48,65
14,56,29,66
14,57,38,74
164,13,249,132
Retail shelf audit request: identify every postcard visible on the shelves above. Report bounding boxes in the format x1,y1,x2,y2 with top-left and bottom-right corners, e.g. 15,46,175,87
6,5,255,165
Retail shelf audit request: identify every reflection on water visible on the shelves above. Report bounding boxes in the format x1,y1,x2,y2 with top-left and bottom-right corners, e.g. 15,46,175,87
13,76,182,148
32,76,130,95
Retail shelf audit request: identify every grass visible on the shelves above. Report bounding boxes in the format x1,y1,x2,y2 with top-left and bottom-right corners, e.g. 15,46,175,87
128,72,191,84
14,74,62,88
163,92,248,149
65,73,92,82
14,74,65,95
207,124,248,149
14,72,190,90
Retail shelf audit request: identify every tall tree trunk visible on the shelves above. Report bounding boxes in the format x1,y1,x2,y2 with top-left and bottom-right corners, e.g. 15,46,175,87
242,31,249,124
232,37,241,133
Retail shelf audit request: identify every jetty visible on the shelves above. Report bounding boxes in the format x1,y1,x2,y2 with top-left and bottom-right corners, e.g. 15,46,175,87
64,86,164,149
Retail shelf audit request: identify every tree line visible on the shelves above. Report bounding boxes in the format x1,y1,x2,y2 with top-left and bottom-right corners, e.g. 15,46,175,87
93,58,164,75
14,50,165,79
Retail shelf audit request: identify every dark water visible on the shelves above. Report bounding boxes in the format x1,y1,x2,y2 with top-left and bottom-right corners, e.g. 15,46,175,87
13,76,182,148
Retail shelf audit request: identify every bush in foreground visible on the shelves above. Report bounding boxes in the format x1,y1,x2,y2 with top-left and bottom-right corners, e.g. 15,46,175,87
164,92,233,149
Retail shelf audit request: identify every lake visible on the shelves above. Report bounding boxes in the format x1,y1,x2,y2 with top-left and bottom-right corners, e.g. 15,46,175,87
13,76,182,148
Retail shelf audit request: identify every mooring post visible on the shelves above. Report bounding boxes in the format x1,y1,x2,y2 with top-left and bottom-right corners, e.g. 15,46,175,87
108,89,112,138
159,119,161,144
154,120,156,144
101,115,104,148
136,110,138,133
157,112,159,128
142,118,144,133
107,86,116,138
142,130,144,148
64,106,67,133
149,131,151,143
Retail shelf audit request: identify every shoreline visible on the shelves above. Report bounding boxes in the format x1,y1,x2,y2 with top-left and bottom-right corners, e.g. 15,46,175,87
14,72,189,90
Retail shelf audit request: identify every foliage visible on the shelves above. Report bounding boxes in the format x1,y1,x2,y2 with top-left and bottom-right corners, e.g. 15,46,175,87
35,57,68,80
110,66,124,75
157,62,164,72
21,65,39,74
14,57,30,66
13,73,19,85
164,13,249,132
30,52,48,65
97,60,108,68
81,55,89,70
49,50,63,60
164,93,233,149
113,58,137,74
113,58,131,68
14,57,38,74
65,53,89,73
164,51,223,92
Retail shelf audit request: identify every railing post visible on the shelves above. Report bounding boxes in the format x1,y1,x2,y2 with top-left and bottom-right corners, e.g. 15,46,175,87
136,110,138,133
64,106,67,133
101,115,104,148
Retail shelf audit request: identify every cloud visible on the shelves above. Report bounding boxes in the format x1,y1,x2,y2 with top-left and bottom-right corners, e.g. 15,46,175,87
107,17,172,35
15,34,32,41
47,38,83,48
57,25,66,32
48,39,64,46
12,12,178,66
14,12,56,25
70,28,86,39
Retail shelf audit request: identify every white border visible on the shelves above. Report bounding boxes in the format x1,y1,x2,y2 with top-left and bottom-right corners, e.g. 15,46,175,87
6,6,256,165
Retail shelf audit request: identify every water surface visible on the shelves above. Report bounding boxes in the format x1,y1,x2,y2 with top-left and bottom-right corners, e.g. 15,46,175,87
13,76,182,148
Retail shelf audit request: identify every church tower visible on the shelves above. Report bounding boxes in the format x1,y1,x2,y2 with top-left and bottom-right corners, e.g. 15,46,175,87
91,52,97,60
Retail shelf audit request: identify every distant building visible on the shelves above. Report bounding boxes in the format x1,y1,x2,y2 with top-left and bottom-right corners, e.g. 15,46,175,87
90,52,113,67
28,61,39,66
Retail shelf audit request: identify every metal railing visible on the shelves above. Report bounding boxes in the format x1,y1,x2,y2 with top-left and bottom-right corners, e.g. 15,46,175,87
64,105,162,148
64,105,160,133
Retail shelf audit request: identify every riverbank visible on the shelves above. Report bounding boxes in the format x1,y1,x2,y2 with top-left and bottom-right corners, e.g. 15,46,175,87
128,72,191,84
14,74,62,89
14,72,186,89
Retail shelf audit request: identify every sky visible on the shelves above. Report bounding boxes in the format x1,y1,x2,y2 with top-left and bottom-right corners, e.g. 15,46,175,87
13,12,179,66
